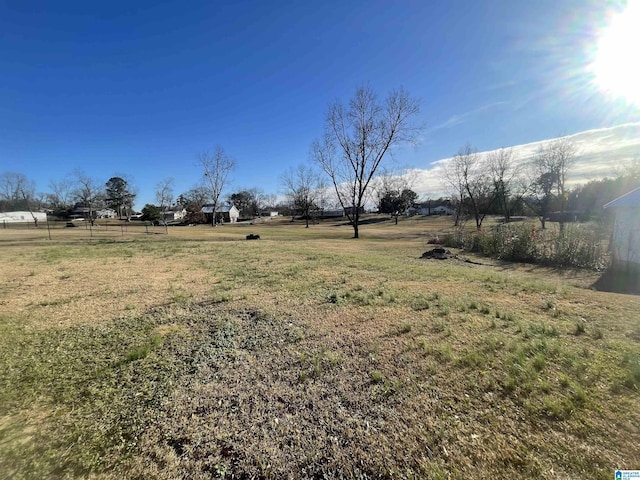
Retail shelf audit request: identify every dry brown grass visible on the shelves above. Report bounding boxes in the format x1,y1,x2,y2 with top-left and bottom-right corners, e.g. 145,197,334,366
1,216,639,479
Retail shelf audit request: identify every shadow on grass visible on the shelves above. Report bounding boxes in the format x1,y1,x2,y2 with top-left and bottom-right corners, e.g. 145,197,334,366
592,268,640,295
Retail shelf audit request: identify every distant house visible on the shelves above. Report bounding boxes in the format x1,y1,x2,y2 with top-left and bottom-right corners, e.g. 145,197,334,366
162,207,187,222
0,211,47,224
260,210,279,217
431,205,454,216
406,203,454,216
201,204,240,223
96,208,117,219
70,206,95,219
603,186,640,273
548,210,584,223
321,208,345,218
344,206,365,216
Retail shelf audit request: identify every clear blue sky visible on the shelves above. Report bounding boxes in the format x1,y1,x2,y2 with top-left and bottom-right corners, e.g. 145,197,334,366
2,0,639,208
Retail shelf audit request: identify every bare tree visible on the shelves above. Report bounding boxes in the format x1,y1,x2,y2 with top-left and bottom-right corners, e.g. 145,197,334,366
0,172,40,225
155,177,175,216
48,176,75,212
439,155,467,227
199,146,236,226
374,168,418,223
443,144,497,230
312,86,420,238
528,137,577,230
259,193,278,212
487,148,523,223
73,170,101,227
155,177,175,230
281,165,324,228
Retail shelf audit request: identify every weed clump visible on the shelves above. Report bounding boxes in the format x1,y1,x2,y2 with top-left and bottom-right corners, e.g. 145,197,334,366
461,223,607,270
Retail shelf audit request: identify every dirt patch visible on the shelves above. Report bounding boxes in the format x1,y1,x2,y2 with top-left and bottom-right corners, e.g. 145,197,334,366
420,247,484,265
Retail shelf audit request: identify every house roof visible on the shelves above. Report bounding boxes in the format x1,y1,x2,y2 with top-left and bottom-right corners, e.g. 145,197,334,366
603,186,640,208
201,204,237,214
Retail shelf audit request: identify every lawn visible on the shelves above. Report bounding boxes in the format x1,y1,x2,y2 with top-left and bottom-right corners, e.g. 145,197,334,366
1,216,638,479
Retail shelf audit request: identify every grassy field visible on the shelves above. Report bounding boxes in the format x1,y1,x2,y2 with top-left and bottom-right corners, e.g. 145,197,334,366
1,216,639,479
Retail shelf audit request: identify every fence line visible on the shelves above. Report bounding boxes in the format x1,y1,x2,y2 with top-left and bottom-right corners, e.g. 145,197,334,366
0,220,170,238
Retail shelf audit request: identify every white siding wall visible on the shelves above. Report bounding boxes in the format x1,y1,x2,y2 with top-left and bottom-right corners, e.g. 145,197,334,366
0,211,47,223
612,207,640,270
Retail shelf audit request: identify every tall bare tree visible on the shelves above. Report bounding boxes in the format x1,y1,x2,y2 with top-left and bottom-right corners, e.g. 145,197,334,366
199,146,236,226
312,86,420,238
155,177,175,215
528,137,577,230
442,144,497,230
48,176,75,213
155,177,175,230
0,172,39,225
439,154,467,227
487,148,523,223
73,170,101,227
374,168,418,223
259,193,278,212
281,165,324,228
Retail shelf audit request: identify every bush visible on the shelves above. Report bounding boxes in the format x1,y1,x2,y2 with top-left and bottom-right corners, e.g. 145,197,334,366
461,222,607,270
441,232,462,248
542,224,607,270
465,224,540,262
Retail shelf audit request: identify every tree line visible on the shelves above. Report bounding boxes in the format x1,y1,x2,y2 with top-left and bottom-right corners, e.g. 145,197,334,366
439,140,639,232
2,85,637,235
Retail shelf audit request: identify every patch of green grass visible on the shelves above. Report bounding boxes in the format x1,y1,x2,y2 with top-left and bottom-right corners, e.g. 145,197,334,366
620,353,640,391
397,322,412,335
410,295,430,311
122,334,163,363
38,298,72,307
422,341,454,363
369,370,385,384
456,349,485,368
524,323,558,339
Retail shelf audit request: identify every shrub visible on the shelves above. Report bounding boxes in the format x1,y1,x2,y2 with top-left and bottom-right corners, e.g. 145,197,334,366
459,222,607,270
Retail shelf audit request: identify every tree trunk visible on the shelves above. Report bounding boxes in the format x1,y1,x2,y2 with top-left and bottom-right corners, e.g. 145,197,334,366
352,211,360,238
539,217,546,229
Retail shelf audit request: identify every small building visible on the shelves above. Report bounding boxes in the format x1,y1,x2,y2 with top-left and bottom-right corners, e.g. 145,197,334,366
321,208,345,218
344,205,365,216
603,186,640,273
70,206,93,219
162,207,187,222
0,211,47,224
431,205,454,216
201,204,240,223
96,208,117,219
260,210,279,217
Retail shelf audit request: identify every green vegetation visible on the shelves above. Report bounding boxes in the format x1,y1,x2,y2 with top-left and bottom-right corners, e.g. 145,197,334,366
0,216,638,479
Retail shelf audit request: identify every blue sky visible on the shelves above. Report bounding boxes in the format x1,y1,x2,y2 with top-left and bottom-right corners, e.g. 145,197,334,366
2,0,639,208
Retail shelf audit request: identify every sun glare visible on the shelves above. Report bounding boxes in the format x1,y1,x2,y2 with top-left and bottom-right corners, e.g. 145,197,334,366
592,1,640,105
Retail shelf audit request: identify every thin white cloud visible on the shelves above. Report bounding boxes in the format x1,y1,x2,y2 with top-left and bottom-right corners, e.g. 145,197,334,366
411,123,640,199
428,101,509,133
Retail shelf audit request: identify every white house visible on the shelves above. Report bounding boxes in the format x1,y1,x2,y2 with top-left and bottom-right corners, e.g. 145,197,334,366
432,205,455,215
201,204,239,223
96,208,117,219
162,207,187,222
260,210,279,217
0,211,47,224
406,203,455,216
603,186,640,272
